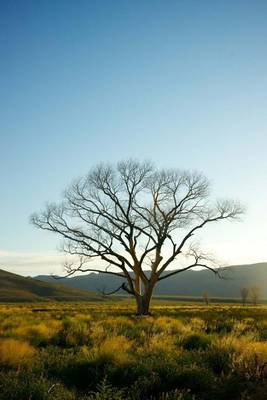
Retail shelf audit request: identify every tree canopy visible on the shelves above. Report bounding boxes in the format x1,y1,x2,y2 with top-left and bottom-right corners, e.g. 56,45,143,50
31,160,244,314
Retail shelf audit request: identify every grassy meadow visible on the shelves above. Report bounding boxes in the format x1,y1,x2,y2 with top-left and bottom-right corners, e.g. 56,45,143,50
0,301,267,399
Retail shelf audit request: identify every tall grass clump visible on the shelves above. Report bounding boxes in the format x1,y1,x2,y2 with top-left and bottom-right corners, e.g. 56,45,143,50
58,318,92,347
0,339,36,367
180,333,211,351
94,335,133,365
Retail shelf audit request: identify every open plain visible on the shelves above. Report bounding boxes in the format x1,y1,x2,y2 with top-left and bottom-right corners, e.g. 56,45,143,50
0,301,267,399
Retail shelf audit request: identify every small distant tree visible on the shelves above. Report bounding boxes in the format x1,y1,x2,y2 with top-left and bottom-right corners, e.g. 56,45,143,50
250,285,261,306
31,160,244,315
202,291,210,305
240,287,250,306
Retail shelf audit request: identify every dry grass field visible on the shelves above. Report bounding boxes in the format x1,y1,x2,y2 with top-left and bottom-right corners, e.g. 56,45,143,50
0,301,267,399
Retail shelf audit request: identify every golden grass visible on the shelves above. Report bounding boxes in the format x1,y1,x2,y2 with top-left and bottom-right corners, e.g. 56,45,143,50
153,316,186,334
0,302,267,398
0,303,267,368
13,320,62,341
95,335,133,365
0,338,36,367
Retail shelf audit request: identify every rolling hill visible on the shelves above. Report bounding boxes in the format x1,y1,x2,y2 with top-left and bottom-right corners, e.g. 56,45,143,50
0,268,103,302
36,262,267,299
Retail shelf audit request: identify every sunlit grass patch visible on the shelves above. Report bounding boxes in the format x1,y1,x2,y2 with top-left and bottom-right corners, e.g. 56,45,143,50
189,317,206,332
234,341,267,379
99,316,135,338
153,317,187,335
59,318,92,347
144,333,178,355
90,322,108,345
13,319,62,345
94,335,133,365
0,338,36,367
73,313,92,322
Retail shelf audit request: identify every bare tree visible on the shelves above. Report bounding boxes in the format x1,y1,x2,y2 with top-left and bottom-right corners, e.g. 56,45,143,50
31,160,244,315
250,285,261,306
240,286,250,306
203,291,210,305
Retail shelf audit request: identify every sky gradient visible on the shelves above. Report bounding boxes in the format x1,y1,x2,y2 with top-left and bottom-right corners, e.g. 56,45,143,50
1,1,267,276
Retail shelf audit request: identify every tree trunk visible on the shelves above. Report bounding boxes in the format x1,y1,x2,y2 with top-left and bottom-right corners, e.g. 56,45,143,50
134,274,141,296
135,284,154,315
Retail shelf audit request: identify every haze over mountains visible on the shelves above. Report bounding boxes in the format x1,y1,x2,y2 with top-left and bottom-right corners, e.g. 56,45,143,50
36,263,267,299
0,263,266,302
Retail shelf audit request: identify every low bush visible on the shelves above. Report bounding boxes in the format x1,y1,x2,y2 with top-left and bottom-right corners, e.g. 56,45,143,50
0,370,75,400
204,345,233,375
84,378,125,400
174,367,215,394
180,333,210,351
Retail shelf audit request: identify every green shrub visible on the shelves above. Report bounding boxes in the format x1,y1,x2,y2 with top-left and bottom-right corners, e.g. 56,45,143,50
84,378,125,400
127,374,161,399
0,370,75,400
205,346,233,375
38,347,101,391
181,334,210,351
174,367,214,393
258,329,267,341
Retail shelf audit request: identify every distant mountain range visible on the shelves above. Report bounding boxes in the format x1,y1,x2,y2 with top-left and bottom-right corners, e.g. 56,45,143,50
35,262,267,299
0,268,104,302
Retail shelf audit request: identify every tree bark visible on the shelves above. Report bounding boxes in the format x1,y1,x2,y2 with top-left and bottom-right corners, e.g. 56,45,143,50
134,274,141,296
135,281,155,315
135,293,151,315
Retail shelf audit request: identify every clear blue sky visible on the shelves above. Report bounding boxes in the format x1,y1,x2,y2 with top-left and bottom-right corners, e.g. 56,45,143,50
1,1,267,275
